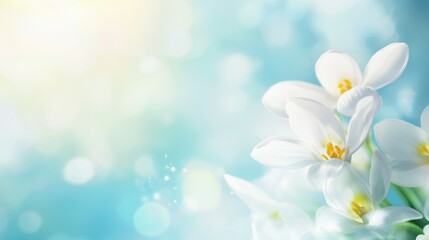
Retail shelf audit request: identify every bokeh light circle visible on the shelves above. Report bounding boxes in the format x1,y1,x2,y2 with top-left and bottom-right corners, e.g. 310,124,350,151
134,202,170,237
18,211,42,233
63,157,95,185
181,168,222,211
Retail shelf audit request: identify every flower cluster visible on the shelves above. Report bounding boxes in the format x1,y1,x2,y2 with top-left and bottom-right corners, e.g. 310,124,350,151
225,43,429,239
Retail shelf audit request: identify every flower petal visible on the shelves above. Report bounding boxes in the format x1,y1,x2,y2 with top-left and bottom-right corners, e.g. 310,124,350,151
337,85,382,117
369,151,391,206
391,165,429,188
316,207,364,234
251,201,314,239
307,160,345,190
262,80,337,118
286,98,345,154
323,162,371,217
421,105,429,134
374,120,427,160
224,175,276,215
363,43,409,89
346,93,380,156
366,206,422,229
315,50,363,97
251,137,318,169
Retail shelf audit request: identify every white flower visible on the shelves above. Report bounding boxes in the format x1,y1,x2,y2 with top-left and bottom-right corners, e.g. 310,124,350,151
262,42,408,117
316,151,422,235
224,174,314,239
419,202,429,240
251,96,379,188
417,226,429,240
374,106,429,187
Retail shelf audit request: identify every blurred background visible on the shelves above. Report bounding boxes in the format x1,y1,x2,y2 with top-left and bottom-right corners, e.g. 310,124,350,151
0,0,428,239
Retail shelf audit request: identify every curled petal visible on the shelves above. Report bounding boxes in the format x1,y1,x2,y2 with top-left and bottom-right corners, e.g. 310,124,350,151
315,50,363,97
337,85,382,116
346,93,380,156
363,43,409,89
262,80,337,118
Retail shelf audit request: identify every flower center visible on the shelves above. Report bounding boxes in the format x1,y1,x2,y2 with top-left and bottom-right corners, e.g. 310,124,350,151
269,210,284,227
349,194,371,222
338,79,352,94
419,144,429,157
321,142,346,160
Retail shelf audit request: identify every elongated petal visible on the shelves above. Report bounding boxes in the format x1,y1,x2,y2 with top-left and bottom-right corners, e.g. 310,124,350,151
374,120,427,160
251,137,317,169
286,98,345,153
421,105,429,134
369,151,391,206
316,207,364,234
391,166,429,187
224,175,276,216
346,94,380,156
366,206,422,228
337,85,382,116
315,50,363,97
363,43,409,89
262,81,337,118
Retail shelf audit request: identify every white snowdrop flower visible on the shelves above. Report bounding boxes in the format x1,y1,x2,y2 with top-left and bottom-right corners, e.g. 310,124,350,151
224,175,314,240
316,151,421,235
374,105,429,187
262,43,408,117
252,97,379,188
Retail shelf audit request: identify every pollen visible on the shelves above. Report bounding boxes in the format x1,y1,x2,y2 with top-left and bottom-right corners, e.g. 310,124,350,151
349,194,371,222
337,79,352,94
419,144,429,157
321,142,346,160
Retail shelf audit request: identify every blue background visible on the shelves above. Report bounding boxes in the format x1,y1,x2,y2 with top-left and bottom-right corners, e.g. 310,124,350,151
0,0,428,239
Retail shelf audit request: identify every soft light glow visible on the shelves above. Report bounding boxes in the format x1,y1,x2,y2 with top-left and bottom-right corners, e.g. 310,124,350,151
63,157,95,185
181,166,222,212
219,53,254,87
18,211,42,233
134,202,170,237
134,155,157,178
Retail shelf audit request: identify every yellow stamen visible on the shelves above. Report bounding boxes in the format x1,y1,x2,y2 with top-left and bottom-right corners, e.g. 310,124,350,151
349,194,371,222
419,144,429,156
321,142,346,160
338,79,352,94
270,210,282,220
